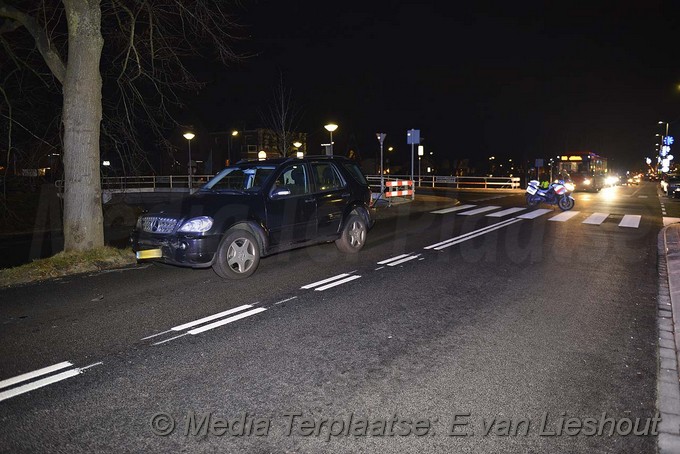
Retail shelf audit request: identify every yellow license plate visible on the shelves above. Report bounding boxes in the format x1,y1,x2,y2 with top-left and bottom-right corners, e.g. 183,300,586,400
136,249,163,259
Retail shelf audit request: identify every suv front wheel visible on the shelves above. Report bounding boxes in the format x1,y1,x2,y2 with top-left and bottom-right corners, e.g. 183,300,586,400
335,214,367,253
212,229,260,279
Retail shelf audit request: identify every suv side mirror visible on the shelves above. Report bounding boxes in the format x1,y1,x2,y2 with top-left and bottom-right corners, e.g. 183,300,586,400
270,187,291,198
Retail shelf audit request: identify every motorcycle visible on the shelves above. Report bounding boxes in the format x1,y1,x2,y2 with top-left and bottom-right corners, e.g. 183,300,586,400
525,179,575,211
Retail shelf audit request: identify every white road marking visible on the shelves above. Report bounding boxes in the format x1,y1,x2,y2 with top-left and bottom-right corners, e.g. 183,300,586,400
0,361,73,390
79,362,104,371
433,219,522,251
171,304,253,331
141,329,173,340
387,255,421,267
424,218,519,250
301,273,351,289
0,369,81,402
188,308,268,335
664,217,680,226
314,275,362,291
639,195,648,198
377,254,410,264
374,266,385,270
458,206,501,216
430,204,476,214
583,213,609,225
549,211,580,222
274,296,297,305
152,333,188,346
619,215,641,228
517,209,552,219
486,207,526,218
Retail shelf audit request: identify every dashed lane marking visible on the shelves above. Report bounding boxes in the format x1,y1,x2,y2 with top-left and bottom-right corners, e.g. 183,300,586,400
312,275,362,291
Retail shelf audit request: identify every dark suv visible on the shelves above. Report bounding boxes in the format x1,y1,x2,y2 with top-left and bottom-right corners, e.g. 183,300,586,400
130,156,374,279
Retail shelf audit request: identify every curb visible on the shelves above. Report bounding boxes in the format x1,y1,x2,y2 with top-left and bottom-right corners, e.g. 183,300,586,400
658,224,680,452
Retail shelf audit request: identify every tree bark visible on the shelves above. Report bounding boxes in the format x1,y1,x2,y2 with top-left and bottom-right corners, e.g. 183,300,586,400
61,0,104,251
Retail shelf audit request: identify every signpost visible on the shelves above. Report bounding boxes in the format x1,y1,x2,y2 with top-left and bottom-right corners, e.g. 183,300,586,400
407,129,420,200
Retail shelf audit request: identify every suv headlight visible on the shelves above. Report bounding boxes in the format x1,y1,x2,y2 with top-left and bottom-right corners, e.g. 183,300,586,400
178,216,214,233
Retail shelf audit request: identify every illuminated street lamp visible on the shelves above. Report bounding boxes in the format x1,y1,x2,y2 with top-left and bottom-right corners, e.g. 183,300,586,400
324,123,338,156
183,132,195,189
293,141,303,158
258,150,267,161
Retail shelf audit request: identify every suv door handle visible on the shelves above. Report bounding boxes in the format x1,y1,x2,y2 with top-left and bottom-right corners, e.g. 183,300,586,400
304,197,315,203
341,193,350,197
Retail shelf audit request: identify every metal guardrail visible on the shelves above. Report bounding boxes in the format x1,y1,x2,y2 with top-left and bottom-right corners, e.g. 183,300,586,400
55,175,215,193
366,175,521,190
56,174,521,196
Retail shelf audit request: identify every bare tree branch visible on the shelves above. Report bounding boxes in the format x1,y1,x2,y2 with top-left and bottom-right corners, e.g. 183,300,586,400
0,1,65,83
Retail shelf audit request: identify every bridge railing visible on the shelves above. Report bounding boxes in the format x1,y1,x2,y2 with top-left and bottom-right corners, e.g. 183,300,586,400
56,175,215,193
366,175,521,191
56,174,521,195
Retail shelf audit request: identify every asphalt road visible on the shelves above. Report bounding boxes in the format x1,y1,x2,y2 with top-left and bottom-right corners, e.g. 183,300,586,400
0,182,666,453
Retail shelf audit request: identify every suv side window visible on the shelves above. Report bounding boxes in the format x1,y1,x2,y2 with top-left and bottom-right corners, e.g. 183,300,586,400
311,162,346,192
271,164,310,196
341,162,368,186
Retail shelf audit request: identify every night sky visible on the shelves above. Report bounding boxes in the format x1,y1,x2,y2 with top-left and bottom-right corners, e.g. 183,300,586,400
190,0,680,173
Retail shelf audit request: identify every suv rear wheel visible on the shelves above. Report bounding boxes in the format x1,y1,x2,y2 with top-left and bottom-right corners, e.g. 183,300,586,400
212,229,260,279
335,214,367,253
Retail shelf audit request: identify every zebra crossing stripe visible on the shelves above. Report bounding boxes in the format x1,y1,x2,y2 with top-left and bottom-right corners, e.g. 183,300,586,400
549,211,580,222
430,204,476,214
618,215,641,228
582,213,608,225
516,209,552,219
458,206,501,216
486,207,526,218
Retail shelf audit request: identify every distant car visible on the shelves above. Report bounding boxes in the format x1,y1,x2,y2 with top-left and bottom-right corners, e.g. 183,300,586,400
605,175,621,186
626,175,640,185
130,155,374,279
570,173,605,192
666,176,680,198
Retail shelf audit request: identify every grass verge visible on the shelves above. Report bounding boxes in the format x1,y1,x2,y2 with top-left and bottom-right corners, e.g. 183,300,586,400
0,246,137,288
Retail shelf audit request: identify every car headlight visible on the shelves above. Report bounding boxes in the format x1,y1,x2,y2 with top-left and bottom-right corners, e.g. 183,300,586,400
178,216,214,232
583,179,591,185
565,183,575,192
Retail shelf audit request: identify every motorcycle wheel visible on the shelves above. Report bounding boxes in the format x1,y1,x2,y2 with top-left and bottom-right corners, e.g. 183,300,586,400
558,196,574,211
526,194,539,207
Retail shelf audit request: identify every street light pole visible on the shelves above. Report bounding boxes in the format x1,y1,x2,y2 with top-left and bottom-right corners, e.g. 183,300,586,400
325,124,338,156
228,130,238,165
183,132,195,190
418,145,424,187
376,133,386,194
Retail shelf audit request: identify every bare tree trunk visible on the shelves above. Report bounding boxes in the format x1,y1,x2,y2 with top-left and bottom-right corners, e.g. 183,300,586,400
61,0,104,251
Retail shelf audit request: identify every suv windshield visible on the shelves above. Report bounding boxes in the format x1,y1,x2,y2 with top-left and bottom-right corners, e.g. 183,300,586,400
203,165,276,192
